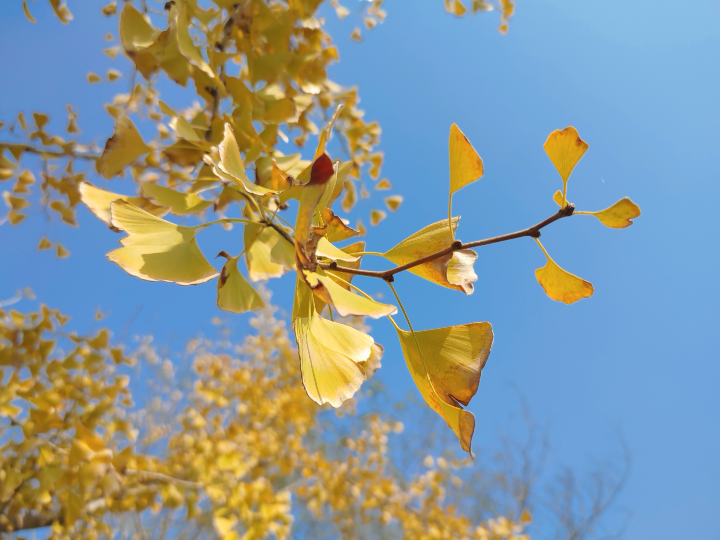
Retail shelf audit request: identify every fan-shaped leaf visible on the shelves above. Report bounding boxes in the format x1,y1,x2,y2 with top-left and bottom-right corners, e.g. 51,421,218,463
216,252,265,314
96,116,151,179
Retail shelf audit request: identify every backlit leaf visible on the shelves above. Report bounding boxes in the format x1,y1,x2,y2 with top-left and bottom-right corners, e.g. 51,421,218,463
321,208,359,243
544,126,588,182
244,223,287,281
534,239,593,304
576,197,641,229
383,218,477,294
304,270,396,319
449,123,483,196
107,200,218,285
139,181,212,216
396,321,493,453
79,181,169,229
96,116,151,179
216,252,265,314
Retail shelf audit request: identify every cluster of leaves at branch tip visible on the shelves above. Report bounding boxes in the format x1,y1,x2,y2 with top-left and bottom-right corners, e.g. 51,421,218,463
4,0,639,457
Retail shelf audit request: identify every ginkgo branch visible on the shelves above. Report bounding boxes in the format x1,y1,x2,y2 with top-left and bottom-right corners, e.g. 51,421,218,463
319,203,576,281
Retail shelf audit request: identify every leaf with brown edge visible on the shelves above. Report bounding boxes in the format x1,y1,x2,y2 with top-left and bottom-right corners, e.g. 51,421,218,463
576,197,641,229
107,200,218,285
303,269,396,319
321,208,359,243
383,218,478,294
96,116,151,179
255,155,297,192
294,154,335,271
544,126,588,182
80,181,169,230
396,321,493,454
139,181,212,216
535,239,593,304
216,251,265,314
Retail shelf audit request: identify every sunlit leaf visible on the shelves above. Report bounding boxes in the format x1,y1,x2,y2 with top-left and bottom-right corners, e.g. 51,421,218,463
244,223,287,281
449,123,483,196
303,270,396,319
316,237,360,263
385,195,403,212
96,116,151,179
370,209,386,226
79,181,169,229
321,208,359,243
534,240,593,304
107,200,218,285
326,241,365,290
396,321,493,453
544,126,588,182
383,218,477,294
576,197,641,229
23,1,36,23
216,251,265,314
139,181,212,216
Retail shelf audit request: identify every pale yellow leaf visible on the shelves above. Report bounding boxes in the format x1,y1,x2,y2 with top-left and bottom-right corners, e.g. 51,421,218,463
544,126,588,182
96,116,151,179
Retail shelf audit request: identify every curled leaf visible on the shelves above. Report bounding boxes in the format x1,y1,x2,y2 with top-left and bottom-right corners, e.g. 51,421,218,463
383,218,477,294
534,240,593,304
107,200,218,285
216,252,265,314
294,307,376,407
321,208,359,243
96,116,151,179
576,197,641,229
396,322,493,453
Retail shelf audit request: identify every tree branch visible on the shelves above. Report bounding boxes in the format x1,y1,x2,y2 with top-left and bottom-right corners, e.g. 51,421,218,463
318,203,575,280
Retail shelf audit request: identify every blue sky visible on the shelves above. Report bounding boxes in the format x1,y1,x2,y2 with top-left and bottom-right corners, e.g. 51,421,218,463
1,1,719,538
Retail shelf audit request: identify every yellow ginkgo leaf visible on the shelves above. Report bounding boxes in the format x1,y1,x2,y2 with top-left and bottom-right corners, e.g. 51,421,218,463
552,189,568,208
244,223,287,281
107,68,122,82
376,178,392,190
396,321,493,453
79,181,169,229
383,218,477,294
23,1,37,23
314,105,343,161
255,155,296,192
350,27,362,42
216,252,265,314
107,200,218,285
544,126,588,182
326,241,365,290
175,3,217,81
56,243,70,259
385,195,403,212
534,239,593,304
49,0,73,24
576,197,641,229
370,209,386,226
96,116,151,179
304,270,396,319
316,237,360,263
139,181,212,216
449,123,484,195
270,235,295,271
294,309,375,407
118,4,159,79
321,208,359,243
210,124,281,197
87,72,103,84
294,154,336,270
37,237,53,251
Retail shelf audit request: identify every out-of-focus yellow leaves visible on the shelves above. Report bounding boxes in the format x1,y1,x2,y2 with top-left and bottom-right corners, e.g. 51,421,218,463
38,237,53,251
449,123,484,196
49,0,73,24
79,181,169,228
56,243,70,258
396,321,492,453
376,178,392,190
383,218,477,294
544,126,588,182
385,195,403,212
139,181,212,216
87,72,103,84
102,2,117,16
534,239,593,304
96,116,151,179
176,3,216,81
294,308,375,407
350,27,362,42
304,270,396,319
107,200,218,285
576,197,641,229
216,252,265,314
445,0,468,18
23,1,36,23
370,209,386,226
107,68,122,82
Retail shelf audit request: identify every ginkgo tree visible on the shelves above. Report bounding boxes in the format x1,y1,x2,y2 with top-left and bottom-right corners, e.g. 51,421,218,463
0,0,639,456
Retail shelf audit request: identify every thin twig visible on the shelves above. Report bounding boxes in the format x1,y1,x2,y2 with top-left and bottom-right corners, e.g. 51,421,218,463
319,203,575,280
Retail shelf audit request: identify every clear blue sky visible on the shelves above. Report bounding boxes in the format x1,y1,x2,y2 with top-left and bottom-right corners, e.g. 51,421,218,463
1,1,719,538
